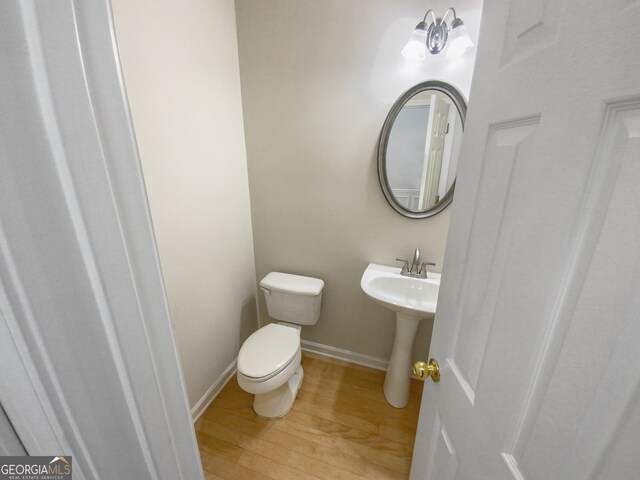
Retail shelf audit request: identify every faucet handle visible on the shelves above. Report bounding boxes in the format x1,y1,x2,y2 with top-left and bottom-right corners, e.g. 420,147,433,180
419,262,436,274
395,258,410,274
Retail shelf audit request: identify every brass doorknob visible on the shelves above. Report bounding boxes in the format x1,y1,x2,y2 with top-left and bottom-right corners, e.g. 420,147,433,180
413,359,440,382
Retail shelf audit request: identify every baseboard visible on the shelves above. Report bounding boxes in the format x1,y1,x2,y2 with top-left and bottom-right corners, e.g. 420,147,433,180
301,339,388,372
191,359,237,423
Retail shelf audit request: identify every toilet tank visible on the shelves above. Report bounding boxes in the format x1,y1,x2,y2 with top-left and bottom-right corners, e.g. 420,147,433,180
260,272,324,325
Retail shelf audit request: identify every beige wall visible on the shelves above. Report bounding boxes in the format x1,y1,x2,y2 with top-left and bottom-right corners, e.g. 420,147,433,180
236,0,482,364
112,0,257,407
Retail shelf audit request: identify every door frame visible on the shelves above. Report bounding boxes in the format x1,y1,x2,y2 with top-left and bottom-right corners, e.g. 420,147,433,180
0,1,202,478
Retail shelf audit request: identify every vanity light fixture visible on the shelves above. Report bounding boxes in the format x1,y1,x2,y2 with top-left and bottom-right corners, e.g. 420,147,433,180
402,8,474,60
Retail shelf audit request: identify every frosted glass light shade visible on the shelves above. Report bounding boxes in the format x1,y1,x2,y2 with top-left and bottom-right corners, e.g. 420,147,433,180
446,23,474,58
402,25,428,60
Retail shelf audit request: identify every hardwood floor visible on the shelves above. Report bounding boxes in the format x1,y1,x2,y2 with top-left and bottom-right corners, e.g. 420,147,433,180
196,352,424,480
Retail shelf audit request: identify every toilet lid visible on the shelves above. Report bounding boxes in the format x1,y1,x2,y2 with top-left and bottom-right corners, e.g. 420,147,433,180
238,323,300,378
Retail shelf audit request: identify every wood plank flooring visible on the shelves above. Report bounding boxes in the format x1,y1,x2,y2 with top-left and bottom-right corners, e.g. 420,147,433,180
196,352,423,480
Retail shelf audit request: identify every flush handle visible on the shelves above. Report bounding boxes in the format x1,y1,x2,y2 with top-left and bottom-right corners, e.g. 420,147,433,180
413,359,440,383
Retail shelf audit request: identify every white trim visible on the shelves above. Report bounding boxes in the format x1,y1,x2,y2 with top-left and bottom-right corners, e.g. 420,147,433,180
405,98,430,107
191,360,237,423
301,340,389,372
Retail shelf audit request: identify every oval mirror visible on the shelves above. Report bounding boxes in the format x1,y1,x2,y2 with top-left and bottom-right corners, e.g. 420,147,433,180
378,81,466,219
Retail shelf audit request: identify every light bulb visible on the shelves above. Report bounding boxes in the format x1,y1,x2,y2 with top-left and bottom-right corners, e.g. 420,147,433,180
447,20,473,58
402,22,428,60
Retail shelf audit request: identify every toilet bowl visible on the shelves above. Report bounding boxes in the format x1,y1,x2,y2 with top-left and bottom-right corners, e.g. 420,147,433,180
237,323,303,417
237,272,324,418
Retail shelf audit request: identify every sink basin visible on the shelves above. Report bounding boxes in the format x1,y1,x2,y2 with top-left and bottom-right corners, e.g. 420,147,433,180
361,263,441,408
361,264,440,317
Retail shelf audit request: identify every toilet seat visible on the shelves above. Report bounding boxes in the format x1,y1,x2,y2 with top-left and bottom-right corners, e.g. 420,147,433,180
238,323,300,380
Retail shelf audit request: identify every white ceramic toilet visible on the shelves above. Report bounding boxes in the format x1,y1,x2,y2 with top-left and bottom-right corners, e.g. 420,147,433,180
237,272,324,418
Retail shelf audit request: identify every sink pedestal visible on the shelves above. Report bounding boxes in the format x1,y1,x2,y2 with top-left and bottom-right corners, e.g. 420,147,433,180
383,312,422,408
360,263,440,408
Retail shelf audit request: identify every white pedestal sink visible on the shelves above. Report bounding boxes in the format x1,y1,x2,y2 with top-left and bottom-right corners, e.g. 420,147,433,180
361,264,440,408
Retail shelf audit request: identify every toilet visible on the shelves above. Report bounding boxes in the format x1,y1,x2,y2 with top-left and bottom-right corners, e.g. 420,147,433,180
237,272,324,418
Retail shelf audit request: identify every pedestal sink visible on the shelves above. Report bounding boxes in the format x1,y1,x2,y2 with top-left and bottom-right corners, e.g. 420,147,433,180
361,263,440,408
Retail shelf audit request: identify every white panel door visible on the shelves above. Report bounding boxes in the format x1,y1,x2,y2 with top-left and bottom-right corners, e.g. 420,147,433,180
419,94,450,209
411,0,640,479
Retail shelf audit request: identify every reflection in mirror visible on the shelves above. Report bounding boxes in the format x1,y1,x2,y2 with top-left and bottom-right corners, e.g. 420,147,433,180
378,81,466,219
387,90,462,210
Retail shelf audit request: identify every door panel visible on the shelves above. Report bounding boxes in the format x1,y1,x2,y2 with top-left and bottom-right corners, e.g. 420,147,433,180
517,103,640,480
501,0,565,65
450,116,540,397
0,404,26,456
428,411,459,480
411,1,640,479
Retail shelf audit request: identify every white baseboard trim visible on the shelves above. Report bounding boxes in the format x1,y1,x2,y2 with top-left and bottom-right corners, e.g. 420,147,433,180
191,359,237,423
301,339,388,372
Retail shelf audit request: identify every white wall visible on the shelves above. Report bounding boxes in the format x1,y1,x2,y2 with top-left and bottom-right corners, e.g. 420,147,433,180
236,0,482,365
111,0,257,408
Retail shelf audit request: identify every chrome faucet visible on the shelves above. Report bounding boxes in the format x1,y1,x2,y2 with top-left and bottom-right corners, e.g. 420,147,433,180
411,248,421,274
396,248,435,279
